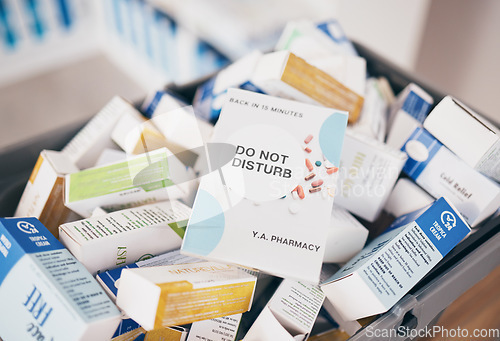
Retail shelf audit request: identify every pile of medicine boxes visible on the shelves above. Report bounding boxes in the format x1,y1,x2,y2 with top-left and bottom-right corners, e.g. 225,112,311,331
1,14,499,341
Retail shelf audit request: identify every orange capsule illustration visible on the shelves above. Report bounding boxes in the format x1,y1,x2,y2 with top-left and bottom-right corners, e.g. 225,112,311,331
297,185,305,199
305,158,313,171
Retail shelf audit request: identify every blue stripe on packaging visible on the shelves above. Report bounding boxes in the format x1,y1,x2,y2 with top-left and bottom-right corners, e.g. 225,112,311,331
402,127,442,180
0,0,18,48
0,218,63,285
415,197,470,257
401,91,432,123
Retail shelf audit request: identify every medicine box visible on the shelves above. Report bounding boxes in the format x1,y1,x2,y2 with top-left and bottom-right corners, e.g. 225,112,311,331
384,178,434,218
308,55,366,99
151,106,214,168
111,107,168,155
350,78,389,142
116,261,257,330
141,90,187,119
276,22,365,97
64,147,188,218
275,19,358,60
97,249,202,301
322,299,376,337
321,197,470,320
181,88,348,283
323,205,368,263
387,83,433,128
402,127,500,227
97,250,242,341
141,90,214,168
193,50,264,123
15,150,80,237
423,96,500,182
97,250,197,340
0,217,121,341
59,200,191,275
335,128,407,222
94,149,129,167
386,83,433,149
251,51,364,123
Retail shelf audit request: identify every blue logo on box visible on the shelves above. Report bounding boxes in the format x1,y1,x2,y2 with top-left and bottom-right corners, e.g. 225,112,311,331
0,218,62,254
16,221,39,234
441,211,457,231
415,198,470,257
0,218,63,286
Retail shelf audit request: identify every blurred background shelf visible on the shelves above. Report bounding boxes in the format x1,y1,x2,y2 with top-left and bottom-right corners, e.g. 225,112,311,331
1,0,499,150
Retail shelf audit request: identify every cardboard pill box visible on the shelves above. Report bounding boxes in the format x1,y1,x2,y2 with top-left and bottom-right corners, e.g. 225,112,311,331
0,217,121,341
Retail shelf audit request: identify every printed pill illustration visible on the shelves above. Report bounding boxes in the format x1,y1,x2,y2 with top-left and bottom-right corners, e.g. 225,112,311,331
305,173,315,181
297,185,305,199
315,161,322,167
304,147,312,153
305,159,313,171
304,135,313,144
309,187,322,193
326,167,339,175
311,180,323,188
